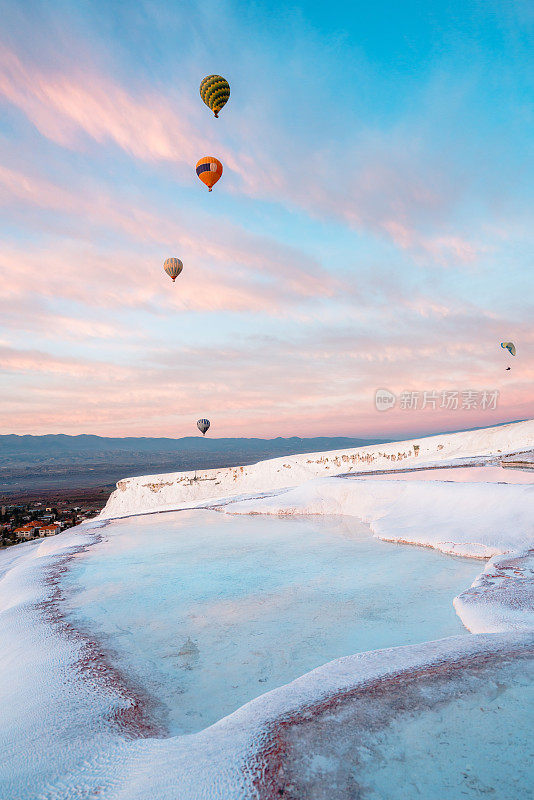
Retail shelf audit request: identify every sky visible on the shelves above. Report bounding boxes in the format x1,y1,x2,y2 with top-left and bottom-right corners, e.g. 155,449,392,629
0,0,532,438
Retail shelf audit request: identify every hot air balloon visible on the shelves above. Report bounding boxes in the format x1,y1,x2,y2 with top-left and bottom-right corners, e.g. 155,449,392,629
164,258,183,282
501,342,516,356
196,157,223,191
200,75,230,118
197,418,210,435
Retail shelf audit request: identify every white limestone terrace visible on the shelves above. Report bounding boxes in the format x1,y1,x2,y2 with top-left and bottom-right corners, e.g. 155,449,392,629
99,418,534,637
502,448,534,468
2,420,533,798
100,419,534,520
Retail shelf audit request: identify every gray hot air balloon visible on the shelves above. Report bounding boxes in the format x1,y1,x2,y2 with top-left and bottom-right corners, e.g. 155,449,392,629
197,418,210,435
164,257,183,282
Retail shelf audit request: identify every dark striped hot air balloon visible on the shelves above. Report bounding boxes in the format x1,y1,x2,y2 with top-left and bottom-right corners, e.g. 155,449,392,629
200,75,230,118
196,157,223,191
163,258,183,282
197,418,210,435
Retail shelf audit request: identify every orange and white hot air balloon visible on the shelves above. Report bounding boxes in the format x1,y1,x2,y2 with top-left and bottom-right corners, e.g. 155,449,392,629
196,157,223,192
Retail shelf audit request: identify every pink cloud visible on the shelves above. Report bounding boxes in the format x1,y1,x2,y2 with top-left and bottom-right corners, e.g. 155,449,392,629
3,380,532,438
383,221,483,264
0,46,211,165
0,304,136,341
0,239,333,318
0,345,134,380
0,161,341,315
1,324,532,436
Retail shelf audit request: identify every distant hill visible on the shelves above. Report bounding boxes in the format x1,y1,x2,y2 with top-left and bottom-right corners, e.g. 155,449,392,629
0,434,388,459
0,434,388,494
1,422,526,496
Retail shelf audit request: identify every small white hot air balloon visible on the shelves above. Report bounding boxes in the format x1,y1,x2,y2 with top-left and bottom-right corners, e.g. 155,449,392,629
164,258,183,282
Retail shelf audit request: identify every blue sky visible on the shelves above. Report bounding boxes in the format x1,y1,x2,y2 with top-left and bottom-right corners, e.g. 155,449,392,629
0,0,532,437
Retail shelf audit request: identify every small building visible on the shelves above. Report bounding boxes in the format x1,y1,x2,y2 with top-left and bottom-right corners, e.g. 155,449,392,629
14,526,36,540
40,524,61,537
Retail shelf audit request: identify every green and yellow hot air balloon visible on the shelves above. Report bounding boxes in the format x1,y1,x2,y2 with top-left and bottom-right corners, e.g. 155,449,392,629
200,75,230,118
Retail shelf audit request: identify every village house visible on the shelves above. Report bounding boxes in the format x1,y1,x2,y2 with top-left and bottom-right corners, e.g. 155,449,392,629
2,503,98,549
39,523,61,537
14,525,37,540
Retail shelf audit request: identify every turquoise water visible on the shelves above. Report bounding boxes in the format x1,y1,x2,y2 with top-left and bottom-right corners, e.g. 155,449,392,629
358,658,534,800
285,650,534,800
62,510,478,734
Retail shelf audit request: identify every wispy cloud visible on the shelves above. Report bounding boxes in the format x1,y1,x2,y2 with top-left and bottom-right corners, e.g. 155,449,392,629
0,163,341,314
0,42,502,264
1,311,532,435
0,46,210,165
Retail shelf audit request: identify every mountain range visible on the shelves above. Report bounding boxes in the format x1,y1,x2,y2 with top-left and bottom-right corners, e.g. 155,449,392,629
0,434,387,494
